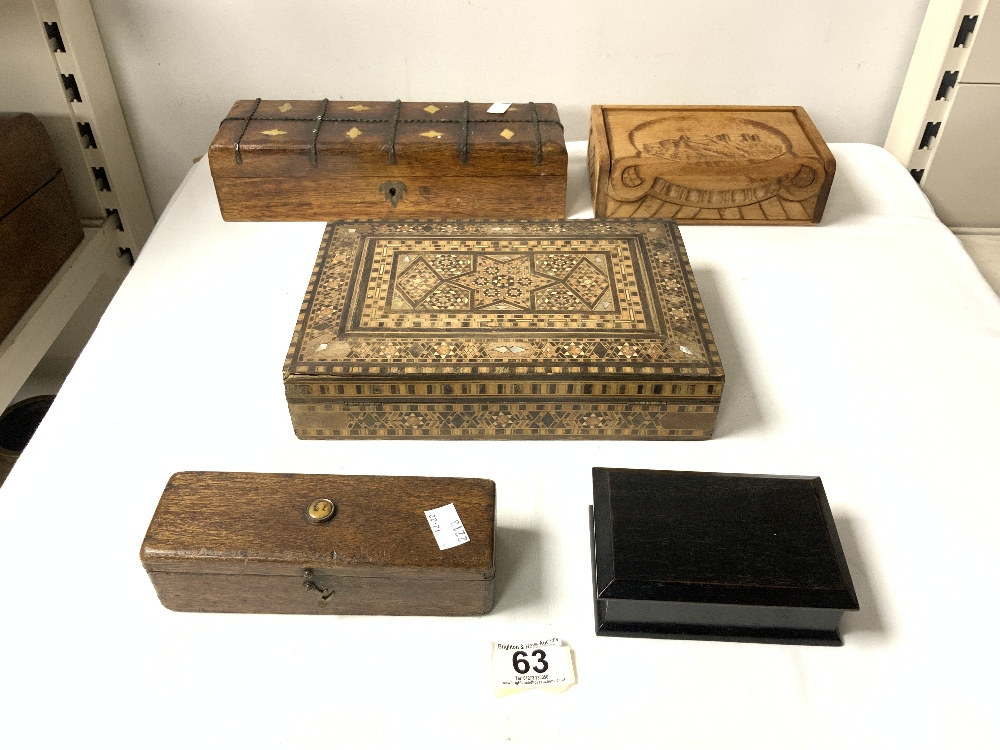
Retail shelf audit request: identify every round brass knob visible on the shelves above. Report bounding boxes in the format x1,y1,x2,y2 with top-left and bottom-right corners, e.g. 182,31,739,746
306,498,336,523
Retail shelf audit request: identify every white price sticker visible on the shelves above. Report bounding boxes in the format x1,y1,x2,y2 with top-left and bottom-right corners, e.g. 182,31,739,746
424,503,470,550
487,102,511,114
491,638,576,696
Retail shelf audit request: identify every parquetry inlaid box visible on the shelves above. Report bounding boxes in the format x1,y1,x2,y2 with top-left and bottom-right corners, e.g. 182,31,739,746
141,471,496,616
590,468,859,645
589,105,835,224
283,219,724,439
209,99,567,221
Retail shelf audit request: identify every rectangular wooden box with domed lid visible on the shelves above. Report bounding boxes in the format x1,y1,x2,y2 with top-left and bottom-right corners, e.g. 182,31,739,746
209,99,567,221
588,105,835,224
282,218,724,439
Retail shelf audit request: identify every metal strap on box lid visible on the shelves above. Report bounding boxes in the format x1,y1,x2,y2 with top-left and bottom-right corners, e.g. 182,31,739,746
223,99,562,167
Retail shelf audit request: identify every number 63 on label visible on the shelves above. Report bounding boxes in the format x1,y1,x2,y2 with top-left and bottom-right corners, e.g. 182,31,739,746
491,639,576,696
512,649,548,674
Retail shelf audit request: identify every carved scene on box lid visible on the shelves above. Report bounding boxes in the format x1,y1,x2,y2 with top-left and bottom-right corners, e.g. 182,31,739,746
598,109,828,222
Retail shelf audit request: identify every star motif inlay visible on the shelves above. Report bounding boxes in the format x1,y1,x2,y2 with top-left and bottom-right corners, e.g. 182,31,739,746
278,102,293,112
423,105,440,114
347,104,370,111
500,129,515,140
420,130,444,138
261,129,286,136
448,256,556,309
345,127,362,139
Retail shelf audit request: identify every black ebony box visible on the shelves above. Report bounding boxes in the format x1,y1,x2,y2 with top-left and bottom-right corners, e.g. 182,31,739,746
590,468,859,646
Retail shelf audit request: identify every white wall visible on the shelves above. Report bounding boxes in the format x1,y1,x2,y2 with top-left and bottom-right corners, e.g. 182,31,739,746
89,0,930,217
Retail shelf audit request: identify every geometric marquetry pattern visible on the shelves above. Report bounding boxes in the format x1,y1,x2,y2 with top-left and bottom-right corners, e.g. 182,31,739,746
393,250,612,312
290,401,718,440
283,221,725,439
365,237,647,333
285,220,724,378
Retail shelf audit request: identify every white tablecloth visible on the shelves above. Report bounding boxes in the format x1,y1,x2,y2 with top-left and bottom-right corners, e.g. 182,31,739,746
2,143,999,748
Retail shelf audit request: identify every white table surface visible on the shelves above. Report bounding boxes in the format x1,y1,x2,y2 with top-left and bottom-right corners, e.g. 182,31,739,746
3,143,1000,749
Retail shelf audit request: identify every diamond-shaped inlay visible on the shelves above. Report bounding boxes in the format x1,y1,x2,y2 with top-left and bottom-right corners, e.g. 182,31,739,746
278,102,293,113
564,259,610,306
421,130,444,138
347,104,370,111
261,129,286,136
500,129,515,140
345,127,362,139
460,342,482,358
539,413,557,428
382,250,625,316
396,257,441,303
423,105,440,114
348,240,657,335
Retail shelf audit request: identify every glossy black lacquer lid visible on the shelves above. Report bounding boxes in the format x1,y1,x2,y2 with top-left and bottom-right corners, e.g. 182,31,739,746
592,468,859,610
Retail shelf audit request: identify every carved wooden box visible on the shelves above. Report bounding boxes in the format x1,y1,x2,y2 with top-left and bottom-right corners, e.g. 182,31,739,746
283,219,724,439
140,471,496,616
1,113,83,342
209,100,567,221
590,468,859,645
589,105,835,224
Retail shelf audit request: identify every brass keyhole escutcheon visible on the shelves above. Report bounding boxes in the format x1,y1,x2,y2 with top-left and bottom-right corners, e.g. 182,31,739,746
379,181,407,207
306,498,336,523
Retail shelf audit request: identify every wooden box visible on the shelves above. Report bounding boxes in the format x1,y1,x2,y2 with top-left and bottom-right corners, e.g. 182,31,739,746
283,219,724,440
0,113,83,343
590,468,859,645
140,471,496,616
588,105,835,224
209,99,567,221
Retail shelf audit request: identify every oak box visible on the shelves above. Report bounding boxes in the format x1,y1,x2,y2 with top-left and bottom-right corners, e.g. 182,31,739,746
140,471,496,616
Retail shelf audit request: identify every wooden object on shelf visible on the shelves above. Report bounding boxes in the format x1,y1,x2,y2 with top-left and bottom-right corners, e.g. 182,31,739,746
0,219,128,412
283,219,724,440
140,471,496,616
590,468,859,645
0,113,83,343
589,105,835,224
208,99,567,221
